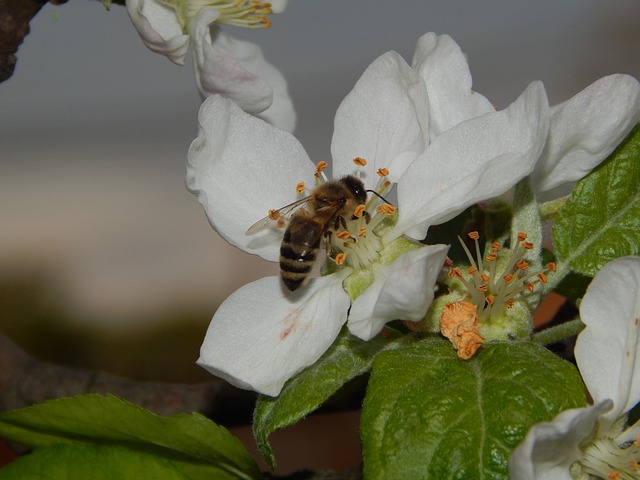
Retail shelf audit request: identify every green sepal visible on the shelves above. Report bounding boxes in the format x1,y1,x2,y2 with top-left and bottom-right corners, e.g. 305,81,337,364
253,329,407,469
0,394,261,480
553,125,640,278
361,338,586,480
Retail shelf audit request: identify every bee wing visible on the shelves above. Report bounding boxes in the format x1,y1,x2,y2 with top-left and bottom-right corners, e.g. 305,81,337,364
245,196,312,235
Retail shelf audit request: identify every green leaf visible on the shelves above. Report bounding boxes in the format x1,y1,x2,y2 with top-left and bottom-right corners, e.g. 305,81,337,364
553,126,640,277
253,329,406,468
0,443,212,480
0,394,261,480
361,338,586,480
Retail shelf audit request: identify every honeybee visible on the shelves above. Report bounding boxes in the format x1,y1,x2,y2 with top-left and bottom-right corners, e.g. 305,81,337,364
246,175,367,291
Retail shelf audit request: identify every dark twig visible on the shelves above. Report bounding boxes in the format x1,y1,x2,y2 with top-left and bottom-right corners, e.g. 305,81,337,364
0,331,257,421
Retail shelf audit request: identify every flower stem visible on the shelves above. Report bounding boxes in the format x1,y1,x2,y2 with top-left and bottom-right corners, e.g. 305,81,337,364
532,318,585,345
538,196,568,221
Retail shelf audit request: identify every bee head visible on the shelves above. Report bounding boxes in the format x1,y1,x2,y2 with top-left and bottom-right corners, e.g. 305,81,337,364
340,175,367,205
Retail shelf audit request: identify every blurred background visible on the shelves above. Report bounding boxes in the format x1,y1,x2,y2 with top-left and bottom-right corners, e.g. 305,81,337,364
1,0,640,472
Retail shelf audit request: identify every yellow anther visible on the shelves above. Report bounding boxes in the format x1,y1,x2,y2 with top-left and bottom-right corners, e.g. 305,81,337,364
485,294,495,305
358,228,367,237
377,167,389,177
268,209,280,220
503,273,514,284
259,15,272,27
505,299,514,308
522,241,534,250
468,231,480,240
630,460,639,472
485,252,497,262
537,273,548,284
353,204,366,218
448,267,463,278
295,181,305,194
335,230,351,240
476,284,488,293
491,241,501,251
517,232,527,241
467,265,478,275
546,262,557,272
353,156,367,167
607,472,620,480
526,283,535,292
480,274,490,282
334,253,346,265
516,259,529,270
315,161,328,174
376,203,396,215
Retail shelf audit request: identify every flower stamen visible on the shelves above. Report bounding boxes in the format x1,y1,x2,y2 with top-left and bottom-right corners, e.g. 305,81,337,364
450,232,555,323
171,0,275,29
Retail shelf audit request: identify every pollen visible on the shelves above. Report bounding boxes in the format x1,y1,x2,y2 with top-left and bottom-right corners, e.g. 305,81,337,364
334,253,346,265
295,181,305,194
353,156,367,167
335,230,352,240
449,267,463,279
353,204,366,218
377,167,389,177
268,209,281,220
376,203,395,215
315,161,328,174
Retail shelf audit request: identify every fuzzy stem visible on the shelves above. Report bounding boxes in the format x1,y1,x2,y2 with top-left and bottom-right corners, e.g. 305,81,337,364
532,318,585,345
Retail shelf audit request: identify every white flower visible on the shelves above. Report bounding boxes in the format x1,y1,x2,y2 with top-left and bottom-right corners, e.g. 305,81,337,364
509,256,640,480
530,74,640,201
126,0,295,131
187,35,549,396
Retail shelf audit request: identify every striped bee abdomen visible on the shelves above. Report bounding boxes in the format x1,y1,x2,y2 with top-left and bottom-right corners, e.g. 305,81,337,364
280,217,324,291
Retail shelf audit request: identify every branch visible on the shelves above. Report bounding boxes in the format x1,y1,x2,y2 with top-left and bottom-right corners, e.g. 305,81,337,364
0,331,256,424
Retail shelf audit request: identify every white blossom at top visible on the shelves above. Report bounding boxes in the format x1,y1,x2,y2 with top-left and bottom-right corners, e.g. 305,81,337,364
509,256,640,480
186,33,549,396
126,0,295,131
530,75,640,201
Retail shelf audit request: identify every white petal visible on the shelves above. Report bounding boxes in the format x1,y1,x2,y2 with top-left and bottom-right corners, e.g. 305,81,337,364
240,43,296,132
186,95,315,262
532,74,640,198
269,0,288,14
348,244,449,340
191,10,272,114
197,273,350,396
331,51,429,186
392,81,549,241
508,401,613,480
411,32,494,138
575,256,640,423
126,0,190,64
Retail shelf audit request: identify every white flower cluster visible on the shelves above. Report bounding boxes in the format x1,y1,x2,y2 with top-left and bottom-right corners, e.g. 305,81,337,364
187,32,640,396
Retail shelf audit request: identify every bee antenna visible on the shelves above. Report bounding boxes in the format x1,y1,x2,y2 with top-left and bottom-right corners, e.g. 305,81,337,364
366,189,394,206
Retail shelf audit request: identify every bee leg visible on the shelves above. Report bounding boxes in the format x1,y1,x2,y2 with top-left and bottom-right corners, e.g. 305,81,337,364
361,210,371,224
324,229,338,259
335,215,348,230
